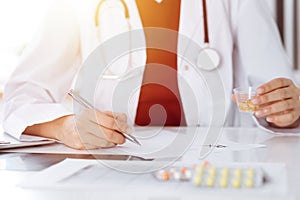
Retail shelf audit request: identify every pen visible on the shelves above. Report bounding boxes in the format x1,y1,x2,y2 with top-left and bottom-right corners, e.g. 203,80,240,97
68,89,141,146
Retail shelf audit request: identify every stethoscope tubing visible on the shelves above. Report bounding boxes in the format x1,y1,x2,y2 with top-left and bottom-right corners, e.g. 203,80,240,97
94,0,220,71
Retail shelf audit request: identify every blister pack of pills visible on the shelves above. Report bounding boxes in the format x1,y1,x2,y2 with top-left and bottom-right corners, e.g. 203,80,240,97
153,162,266,189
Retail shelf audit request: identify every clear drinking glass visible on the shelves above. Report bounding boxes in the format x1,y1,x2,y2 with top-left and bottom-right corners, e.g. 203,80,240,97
233,87,259,113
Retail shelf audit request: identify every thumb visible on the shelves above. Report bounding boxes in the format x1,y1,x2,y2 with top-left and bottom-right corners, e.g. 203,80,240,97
231,94,237,103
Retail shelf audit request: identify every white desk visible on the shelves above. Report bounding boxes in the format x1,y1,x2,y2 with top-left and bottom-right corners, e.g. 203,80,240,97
0,127,299,200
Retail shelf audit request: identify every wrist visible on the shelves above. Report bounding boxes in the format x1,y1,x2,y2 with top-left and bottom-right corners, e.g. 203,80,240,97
24,115,75,140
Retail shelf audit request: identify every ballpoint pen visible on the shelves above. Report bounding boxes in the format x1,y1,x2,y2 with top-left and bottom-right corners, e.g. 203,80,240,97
68,89,141,146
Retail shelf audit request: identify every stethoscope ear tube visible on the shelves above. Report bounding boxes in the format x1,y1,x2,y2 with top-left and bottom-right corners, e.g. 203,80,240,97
95,0,130,27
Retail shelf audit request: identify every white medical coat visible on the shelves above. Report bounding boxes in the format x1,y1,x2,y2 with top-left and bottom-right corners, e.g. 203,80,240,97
3,0,293,139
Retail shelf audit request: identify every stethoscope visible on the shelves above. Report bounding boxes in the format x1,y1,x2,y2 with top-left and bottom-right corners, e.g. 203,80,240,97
94,0,221,71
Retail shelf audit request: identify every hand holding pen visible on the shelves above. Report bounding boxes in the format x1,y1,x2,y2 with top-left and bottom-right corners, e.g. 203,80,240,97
68,90,140,147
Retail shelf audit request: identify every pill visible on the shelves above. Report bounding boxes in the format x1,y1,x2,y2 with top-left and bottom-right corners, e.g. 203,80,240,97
181,167,187,173
245,179,254,188
232,178,241,188
162,172,170,181
219,178,228,188
203,161,210,167
246,168,255,178
193,176,202,186
184,170,192,179
221,168,229,177
234,168,242,178
169,168,176,174
196,166,205,174
206,177,215,187
173,171,181,180
209,167,217,176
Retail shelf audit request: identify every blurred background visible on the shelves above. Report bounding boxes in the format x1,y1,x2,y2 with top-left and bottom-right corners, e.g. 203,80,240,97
0,0,299,96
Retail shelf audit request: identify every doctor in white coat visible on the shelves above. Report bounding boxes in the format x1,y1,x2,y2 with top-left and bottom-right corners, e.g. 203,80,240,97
3,0,300,149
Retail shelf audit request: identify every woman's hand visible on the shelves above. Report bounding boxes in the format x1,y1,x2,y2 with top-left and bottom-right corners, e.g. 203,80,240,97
251,78,300,128
24,109,132,150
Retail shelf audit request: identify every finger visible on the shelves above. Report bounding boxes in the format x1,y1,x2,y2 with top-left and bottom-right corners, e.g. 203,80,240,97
79,144,99,150
256,78,292,95
103,111,127,122
78,109,131,134
79,131,117,148
102,111,132,133
255,98,299,118
85,110,131,133
231,94,236,103
101,129,126,144
66,129,115,150
82,141,116,149
77,119,126,144
266,109,300,127
251,87,294,106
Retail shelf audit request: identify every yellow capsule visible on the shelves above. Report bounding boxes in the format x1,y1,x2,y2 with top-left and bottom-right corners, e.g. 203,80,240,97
206,177,215,187
221,168,229,177
219,178,228,188
209,167,217,177
193,176,202,186
196,166,205,174
232,178,241,188
245,179,254,188
234,168,242,178
246,168,255,178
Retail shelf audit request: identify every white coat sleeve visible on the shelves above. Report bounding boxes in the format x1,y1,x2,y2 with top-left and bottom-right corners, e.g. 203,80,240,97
3,0,81,139
232,0,294,88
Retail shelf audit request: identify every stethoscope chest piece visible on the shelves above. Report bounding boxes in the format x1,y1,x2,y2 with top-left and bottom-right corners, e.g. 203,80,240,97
197,47,220,71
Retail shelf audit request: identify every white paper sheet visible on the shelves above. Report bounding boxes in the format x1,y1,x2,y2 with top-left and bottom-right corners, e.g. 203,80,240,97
0,127,266,159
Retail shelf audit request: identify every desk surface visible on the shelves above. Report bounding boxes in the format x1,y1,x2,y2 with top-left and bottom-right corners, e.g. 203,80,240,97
0,127,299,200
